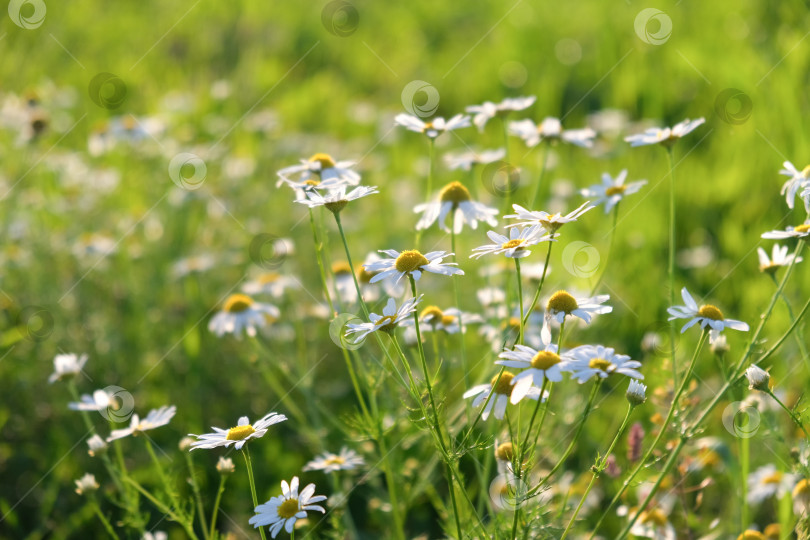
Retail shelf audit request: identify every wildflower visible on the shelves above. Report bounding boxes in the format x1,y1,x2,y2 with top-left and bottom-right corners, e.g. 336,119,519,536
761,222,810,240
444,148,506,171
188,412,287,450
567,345,643,383
466,96,536,131
394,113,471,139
624,117,705,147
509,117,596,148
303,447,365,473
627,422,645,462
87,435,107,457
107,406,177,442
626,380,648,406
470,225,556,259
414,181,498,233
667,287,749,341
419,305,483,334
495,322,570,400
737,531,766,540
546,290,612,324
277,153,360,187
462,371,547,420
142,532,168,540
216,456,235,475
744,365,770,392
297,185,378,214
242,273,299,298
504,201,594,233
344,296,420,343
208,294,280,339
48,353,88,383
778,161,810,212
172,254,216,278
74,473,99,496
710,334,730,357
68,389,113,412
364,249,463,284
793,479,810,516
758,244,802,274
747,465,796,504
249,476,327,538
579,170,647,213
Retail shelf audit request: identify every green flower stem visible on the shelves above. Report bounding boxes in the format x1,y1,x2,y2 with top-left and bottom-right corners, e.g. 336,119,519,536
183,451,210,540
459,366,507,448
767,388,810,439
143,438,181,515
530,140,550,209
666,147,679,389
208,475,227,540
515,258,524,345
740,429,750,530
769,273,810,372
308,208,335,316
561,403,635,539
589,203,619,296
125,477,199,540
242,446,267,540
451,227,468,383
522,242,554,326
91,498,120,540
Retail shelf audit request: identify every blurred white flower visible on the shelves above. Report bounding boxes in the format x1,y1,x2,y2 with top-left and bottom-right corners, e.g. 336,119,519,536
415,181,497,233
466,96,536,131
394,113,470,139
624,117,705,147
208,294,280,339
509,117,596,148
579,170,647,213
303,447,365,473
107,406,176,442
49,353,88,384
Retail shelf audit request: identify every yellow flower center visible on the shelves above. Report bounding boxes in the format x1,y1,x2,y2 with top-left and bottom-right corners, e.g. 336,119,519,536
226,424,256,441
762,471,783,484
698,304,724,321
376,315,398,333
309,152,336,169
639,508,668,526
495,442,514,462
395,250,429,273
605,185,626,196
277,498,300,519
501,239,524,250
795,224,810,234
763,524,781,539
439,181,472,206
491,372,515,395
323,456,346,466
332,261,353,275
760,262,779,275
793,479,810,497
258,272,281,284
420,305,445,320
738,532,766,540
224,294,254,313
588,358,613,371
358,267,375,284
547,290,578,314
531,350,561,370
441,315,456,327
802,165,810,178
302,179,320,186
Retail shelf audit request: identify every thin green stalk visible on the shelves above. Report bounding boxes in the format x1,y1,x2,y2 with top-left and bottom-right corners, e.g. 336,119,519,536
308,208,335,316
589,203,619,296
451,227,468,383
125,477,199,540
562,403,635,539
666,147,678,389
740,430,750,530
209,475,227,539
767,388,810,438
91,499,119,540
183,452,210,540
243,447,267,540
530,140,550,209
515,258,524,345
770,273,810,371
144,438,181,514
522,242,553,326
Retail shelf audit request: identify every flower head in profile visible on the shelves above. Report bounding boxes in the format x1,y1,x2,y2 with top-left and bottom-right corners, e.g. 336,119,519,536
758,244,802,274
69,389,114,412
107,406,176,442
303,447,365,473
188,412,287,450
624,117,705,147
761,222,810,241
470,225,556,259
277,153,360,187
462,371,547,420
297,185,378,214
747,465,796,505
344,296,421,343
504,201,594,233
496,324,574,401
249,476,327,538
580,170,647,213
394,113,470,139
87,435,107,457
626,380,648,406
509,117,596,148
745,364,770,391
567,345,643,383
444,148,506,171
415,181,498,233
49,353,88,384
466,96,536,131
778,161,810,213
74,473,99,496
364,249,463,284
208,294,280,339
546,290,612,324
667,287,749,341
242,273,299,299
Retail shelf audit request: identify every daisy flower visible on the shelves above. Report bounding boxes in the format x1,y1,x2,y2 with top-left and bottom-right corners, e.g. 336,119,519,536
758,244,803,274
336,253,405,304
747,464,796,504
217,456,235,474
107,405,176,442
579,170,647,213
546,290,612,324
496,329,574,402
242,272,299,298
509,117,596,148
778,161,810,212
249,476,327,538
626,379,648,406
296,184,378,215
462,371,547,420
567,345,643,383
277,153,360,187
624,118,705,147
74,473,99,496
364,249,463,284
48,353,88,383
87,435,107,457
303,447,365,473
394,113,471,139
470,225,556,259
667,287,749,340
761,222,810,240
172,254,216,278
419,305,484,334
504,201,594,233
414,181,498,233
626,507,676,540
69,389,113,412
208,294,280,339
745,364,770,391
444,148,506,171
344,296,421,343
793,479,810,516
466,96,536,131
188,412,287,450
